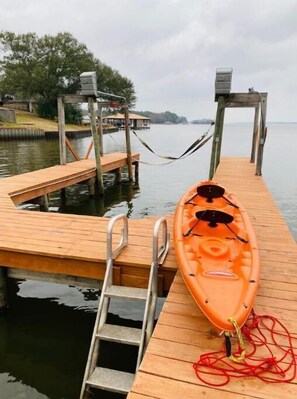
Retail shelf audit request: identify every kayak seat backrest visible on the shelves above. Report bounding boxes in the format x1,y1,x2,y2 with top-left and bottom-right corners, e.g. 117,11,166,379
197,184,225,203
195,210,234,228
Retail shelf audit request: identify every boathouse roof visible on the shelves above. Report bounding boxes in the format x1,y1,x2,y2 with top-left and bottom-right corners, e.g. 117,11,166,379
104,113,150,121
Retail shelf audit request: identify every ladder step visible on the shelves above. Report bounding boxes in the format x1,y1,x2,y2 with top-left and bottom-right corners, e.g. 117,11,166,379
105,285,148,301
86,367,135,394
97,324,142,345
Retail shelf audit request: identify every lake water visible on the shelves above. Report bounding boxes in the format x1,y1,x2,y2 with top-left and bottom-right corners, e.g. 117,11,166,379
0,123,296,398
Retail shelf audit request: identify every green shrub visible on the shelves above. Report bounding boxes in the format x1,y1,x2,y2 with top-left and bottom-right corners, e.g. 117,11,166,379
36,98,82,124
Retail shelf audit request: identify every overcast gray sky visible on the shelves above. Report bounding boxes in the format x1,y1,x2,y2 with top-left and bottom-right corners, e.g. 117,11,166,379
1,0,296,122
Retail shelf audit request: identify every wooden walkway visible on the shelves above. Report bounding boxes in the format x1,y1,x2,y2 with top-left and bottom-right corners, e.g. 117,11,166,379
128,157,297,399
0,152,177,294
1,154,296,396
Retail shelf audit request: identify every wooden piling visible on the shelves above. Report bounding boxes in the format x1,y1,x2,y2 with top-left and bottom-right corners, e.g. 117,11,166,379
115,168,122,184
88,97,104,195
0,267,8,311
97,103,104,156
256,94,268,176
60,188,67,205
209,96,226,179
38,194,49,212
57,96,67,165
87,177,96,198
209,92,268,179
134,161,139,184
124,107,133,181
250,104,260,163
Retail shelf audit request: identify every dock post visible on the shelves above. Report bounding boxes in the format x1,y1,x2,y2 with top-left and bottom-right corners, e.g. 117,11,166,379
97,103,104,156
60,188,67,205
88,97,104,195
256,94,268,175
124,106,133,181
115,168,122,184
250,104,260,163
0,267,8,311
209,96,226,179
134,161,139,184
57,96,67,165
38,194,49,212
87,177,96,198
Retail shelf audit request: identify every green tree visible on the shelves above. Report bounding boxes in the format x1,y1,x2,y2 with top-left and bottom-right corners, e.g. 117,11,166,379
0,31,136,121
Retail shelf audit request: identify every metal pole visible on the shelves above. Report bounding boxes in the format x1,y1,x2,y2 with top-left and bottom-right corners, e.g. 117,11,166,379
124,106,133,181
57,96,67,165
209,96,226,180
88,97,104,195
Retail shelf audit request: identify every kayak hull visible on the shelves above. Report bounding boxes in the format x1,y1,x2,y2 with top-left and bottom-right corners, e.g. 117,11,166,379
173,181,260,333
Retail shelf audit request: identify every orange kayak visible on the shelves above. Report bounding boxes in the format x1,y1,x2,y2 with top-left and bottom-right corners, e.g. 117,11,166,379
174,181,259,333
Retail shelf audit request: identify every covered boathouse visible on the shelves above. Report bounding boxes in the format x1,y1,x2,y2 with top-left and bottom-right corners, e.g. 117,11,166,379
104,112,151,130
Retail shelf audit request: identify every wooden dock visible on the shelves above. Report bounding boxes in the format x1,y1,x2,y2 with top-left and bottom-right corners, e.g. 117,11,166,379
0,152,177,295
1,153,296,397
128,157,297,399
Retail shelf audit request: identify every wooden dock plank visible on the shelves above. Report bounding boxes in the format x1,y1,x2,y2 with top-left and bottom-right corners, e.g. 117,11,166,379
128,157,297,399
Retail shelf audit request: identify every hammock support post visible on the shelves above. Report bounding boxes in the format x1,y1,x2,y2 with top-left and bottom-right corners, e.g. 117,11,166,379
208,90,268,179
124,106,133,181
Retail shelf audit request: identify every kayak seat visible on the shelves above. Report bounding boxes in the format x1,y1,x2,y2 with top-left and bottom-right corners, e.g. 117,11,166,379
195,210,234,228
197,184,225,203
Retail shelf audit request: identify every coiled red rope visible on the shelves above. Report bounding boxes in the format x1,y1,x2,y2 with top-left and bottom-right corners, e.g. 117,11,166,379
193,310,297,386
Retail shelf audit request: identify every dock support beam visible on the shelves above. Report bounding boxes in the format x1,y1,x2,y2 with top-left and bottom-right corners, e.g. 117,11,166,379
89,97,104,195
0,267,8,311
209,96,226,180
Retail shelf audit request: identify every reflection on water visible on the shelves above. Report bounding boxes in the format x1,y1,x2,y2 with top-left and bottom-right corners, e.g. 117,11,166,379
0,123,296,398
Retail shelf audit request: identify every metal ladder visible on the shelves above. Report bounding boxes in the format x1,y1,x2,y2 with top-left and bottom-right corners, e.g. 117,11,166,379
80,214,169,398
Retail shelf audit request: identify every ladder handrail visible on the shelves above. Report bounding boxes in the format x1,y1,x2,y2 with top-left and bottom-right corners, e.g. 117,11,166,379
80,214,128,399
152,216,170,265
81,215,170,397
136,216,170,369
107,214,128,260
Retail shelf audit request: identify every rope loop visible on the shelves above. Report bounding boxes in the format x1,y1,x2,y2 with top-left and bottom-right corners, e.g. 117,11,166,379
193,310,297,387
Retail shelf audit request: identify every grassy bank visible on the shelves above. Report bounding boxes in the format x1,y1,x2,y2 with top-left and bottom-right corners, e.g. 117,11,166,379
1,110,90,132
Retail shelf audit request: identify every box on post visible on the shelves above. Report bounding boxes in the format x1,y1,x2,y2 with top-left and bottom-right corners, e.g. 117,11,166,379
215,68,232,100
80,71,98,96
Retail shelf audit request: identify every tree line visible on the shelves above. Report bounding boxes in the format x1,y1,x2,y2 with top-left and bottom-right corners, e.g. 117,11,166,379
134,110,188,124
0,31,136,123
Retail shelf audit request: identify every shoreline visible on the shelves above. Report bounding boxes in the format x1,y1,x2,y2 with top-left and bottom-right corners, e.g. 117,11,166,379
0,126,119,140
